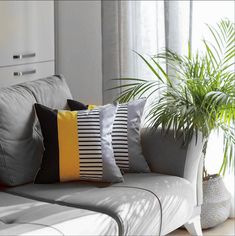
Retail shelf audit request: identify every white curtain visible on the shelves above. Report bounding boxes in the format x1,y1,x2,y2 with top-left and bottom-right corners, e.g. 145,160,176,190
191,0,235,218
102,0,191,103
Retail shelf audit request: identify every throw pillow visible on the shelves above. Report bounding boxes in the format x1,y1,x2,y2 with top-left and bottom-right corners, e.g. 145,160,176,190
34,103,123,184
67,98,150,173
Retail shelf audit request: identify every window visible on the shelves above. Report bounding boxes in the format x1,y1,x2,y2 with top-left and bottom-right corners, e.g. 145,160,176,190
192,0,235,51
192,1,235,213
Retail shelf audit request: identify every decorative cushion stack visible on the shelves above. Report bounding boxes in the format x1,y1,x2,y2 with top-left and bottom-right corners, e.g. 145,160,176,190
34,98,150,184
0,75,150,187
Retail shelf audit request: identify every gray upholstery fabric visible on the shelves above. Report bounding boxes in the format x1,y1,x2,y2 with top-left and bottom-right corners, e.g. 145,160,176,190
126,99,150,173
115,173,194,235
183,132,204,205
141,129,204,205
0,75,72,186
141,129,188,176
25,75,72,110
0,192,118,235
0,85,40,186
5,173,194,236
99,105,124,182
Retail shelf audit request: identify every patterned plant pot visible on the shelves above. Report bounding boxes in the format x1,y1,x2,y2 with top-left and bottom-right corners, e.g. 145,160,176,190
201,175,231,229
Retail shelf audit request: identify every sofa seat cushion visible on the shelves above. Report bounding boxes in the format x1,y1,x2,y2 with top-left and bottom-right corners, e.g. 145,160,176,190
115,174,195,235
5,173,194,235
0,192,118,236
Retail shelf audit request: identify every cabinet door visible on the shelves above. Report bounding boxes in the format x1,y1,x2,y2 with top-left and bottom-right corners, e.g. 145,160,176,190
0,1,54,67
0,61,54,87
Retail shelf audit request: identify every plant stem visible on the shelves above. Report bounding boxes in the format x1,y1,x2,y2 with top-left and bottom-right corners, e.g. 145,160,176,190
202,137,209,180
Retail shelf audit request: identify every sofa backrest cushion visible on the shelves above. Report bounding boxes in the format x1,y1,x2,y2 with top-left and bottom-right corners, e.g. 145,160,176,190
25,75,72,110
0,75,72,186
141,128,188,177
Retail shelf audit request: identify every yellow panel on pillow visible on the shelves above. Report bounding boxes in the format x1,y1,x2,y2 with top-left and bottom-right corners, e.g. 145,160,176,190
57,111,80,182
88,104,97,110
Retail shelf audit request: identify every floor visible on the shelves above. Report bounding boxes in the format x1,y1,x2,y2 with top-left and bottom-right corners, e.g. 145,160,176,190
168,219,235,235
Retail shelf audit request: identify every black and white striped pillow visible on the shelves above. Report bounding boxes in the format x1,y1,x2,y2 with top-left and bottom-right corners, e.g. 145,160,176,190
67,98,150,173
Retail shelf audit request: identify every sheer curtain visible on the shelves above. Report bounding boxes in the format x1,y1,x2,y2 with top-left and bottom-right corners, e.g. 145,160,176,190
191,0,235,218
102,0,191,103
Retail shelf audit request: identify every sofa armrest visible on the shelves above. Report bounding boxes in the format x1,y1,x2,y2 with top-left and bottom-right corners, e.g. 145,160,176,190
141,128,204,205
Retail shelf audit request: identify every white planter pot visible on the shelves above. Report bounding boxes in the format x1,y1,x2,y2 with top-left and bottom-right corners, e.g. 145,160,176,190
201,175,231,229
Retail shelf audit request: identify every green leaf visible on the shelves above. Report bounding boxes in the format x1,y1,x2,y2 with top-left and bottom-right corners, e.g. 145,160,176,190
134,51,165,83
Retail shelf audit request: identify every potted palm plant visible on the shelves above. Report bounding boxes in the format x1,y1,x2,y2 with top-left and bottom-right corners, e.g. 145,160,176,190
114,19,235,228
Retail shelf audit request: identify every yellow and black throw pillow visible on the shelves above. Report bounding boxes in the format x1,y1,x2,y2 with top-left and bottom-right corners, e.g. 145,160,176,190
34,103,123,184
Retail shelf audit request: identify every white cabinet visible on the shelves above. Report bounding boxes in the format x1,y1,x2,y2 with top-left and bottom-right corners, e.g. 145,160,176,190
0,61,54,87
0,1,54,87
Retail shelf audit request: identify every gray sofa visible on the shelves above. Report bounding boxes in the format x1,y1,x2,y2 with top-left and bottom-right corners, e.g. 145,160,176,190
0,76,204,236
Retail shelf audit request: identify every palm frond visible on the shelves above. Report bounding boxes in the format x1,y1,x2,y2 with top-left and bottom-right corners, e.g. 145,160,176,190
112,19,235,175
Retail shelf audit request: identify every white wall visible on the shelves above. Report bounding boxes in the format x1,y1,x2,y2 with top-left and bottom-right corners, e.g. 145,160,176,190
55,0,102,104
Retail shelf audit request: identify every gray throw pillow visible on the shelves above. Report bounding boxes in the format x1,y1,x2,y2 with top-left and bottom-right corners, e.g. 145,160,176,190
67,98,150,173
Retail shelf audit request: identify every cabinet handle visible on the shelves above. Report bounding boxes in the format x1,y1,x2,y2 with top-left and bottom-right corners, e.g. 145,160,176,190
13,69,36,76
13,53,36,59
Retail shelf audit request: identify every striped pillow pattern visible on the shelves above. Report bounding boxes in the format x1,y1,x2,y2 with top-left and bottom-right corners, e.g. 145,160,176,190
67,98,150,173
34,103,123,184
77,109,103,180
112,104,129,171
